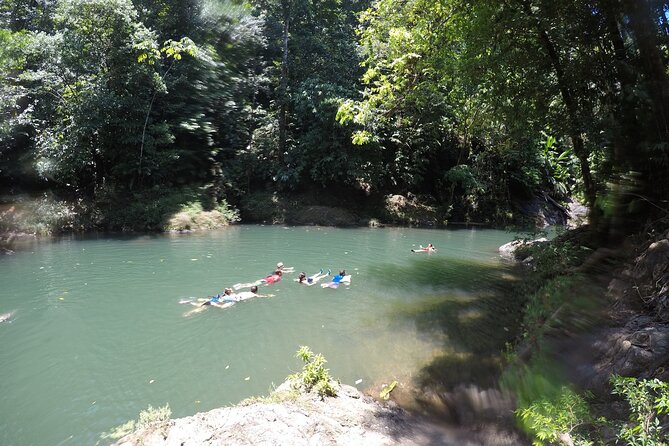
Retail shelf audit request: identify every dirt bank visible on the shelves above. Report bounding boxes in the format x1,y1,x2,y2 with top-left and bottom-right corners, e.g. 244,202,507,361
557,233,669,395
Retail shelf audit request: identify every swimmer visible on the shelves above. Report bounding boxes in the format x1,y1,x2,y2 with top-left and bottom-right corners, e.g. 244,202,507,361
234,270,283,290
180,288,238,309
0,310,16,323
236,285,274,301
332,270,346,284
411,243,436,253
296,269,330,286
201,288,239,306
180,287,273,316
262,270,282,285
276,262,295,273
321,270,351,289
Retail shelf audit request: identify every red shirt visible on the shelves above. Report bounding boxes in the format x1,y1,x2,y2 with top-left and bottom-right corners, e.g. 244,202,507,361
265,274,281,284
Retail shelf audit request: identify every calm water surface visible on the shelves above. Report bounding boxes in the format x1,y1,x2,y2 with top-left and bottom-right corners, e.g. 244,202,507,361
0,225,522,445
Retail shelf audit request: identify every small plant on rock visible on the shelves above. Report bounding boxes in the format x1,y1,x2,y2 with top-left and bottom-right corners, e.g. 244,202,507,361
99,404,171,443
289,346,338,398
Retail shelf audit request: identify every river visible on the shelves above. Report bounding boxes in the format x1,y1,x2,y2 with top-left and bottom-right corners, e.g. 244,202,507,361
0,225,523,445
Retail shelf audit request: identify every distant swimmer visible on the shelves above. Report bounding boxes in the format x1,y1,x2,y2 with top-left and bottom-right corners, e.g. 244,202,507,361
180,288,239,309
201,288,239,306
296,269,330,286
411,243,436,253
276,262,295,273
0,310,16,323
180,285,273,310
321,270,351,289
263,270,283,285
233,270,283,290
236,285,274,301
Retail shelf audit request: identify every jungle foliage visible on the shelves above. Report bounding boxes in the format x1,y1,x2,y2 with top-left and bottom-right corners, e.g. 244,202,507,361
1,0,669,232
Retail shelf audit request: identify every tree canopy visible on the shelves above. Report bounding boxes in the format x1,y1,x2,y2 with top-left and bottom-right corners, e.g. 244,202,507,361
1,0,668,232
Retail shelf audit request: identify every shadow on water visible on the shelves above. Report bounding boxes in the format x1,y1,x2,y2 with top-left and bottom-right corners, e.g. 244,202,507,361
369,257,527,424
369,256,508,293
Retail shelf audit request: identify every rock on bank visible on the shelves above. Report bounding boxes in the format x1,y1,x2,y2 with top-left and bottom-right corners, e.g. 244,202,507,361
112,382,520,446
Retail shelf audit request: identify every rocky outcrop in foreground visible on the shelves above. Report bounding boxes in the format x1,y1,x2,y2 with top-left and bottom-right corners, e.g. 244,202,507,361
556,233,669,395
113,381,523,446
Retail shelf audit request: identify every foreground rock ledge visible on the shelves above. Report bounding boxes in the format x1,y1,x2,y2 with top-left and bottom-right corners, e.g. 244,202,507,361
113,381,520,446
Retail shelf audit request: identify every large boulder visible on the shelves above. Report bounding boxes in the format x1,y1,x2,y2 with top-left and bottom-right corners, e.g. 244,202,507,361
112,382,523,446
628,239,669,321
566,316,669,394
511,193,569,227
498,238,548,261
560,235,669,394
384,194,439,226
566,199,589,228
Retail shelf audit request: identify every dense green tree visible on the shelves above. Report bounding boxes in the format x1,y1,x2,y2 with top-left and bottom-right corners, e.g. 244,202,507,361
243,0,368,191
338,0,669,227
2,0,668,231
17,0,169,197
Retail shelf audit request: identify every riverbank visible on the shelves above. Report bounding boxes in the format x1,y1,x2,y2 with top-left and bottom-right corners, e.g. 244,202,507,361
0,188,574,245
501,223,669,444
110,380,525,446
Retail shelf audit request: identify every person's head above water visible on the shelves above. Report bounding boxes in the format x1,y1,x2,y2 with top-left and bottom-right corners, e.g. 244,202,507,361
339,270,346,276
275,270,282,276
224,288,233,295
298,272,306,282
251,285,258,293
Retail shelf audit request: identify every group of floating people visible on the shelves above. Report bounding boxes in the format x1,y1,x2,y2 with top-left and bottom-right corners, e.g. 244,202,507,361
179,262,352,316
179,243,435,316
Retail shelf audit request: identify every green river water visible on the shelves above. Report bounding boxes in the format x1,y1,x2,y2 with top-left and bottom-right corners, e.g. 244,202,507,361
0,225,523,445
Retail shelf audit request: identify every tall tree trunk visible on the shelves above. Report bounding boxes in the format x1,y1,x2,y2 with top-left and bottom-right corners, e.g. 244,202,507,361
622,0,669,142
598,1,642,239
517,0,597,211
606,0,669,238
278,5,290,161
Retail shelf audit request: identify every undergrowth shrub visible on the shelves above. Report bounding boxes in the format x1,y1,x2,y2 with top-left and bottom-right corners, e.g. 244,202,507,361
100,187,239,231
517,385,594,446
99,404,171,443
0,194,82,235
611,375,669,445
289,346,338,398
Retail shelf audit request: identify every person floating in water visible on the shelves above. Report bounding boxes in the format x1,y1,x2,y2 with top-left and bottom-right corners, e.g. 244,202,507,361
276,262,295,273
180,288,237,316
296,269,330,286
321,270,351,289
180,286,272,316
263,270,282,284
411,243,436,253
236,285,274,301
180,288,239,308
234,270,283,290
